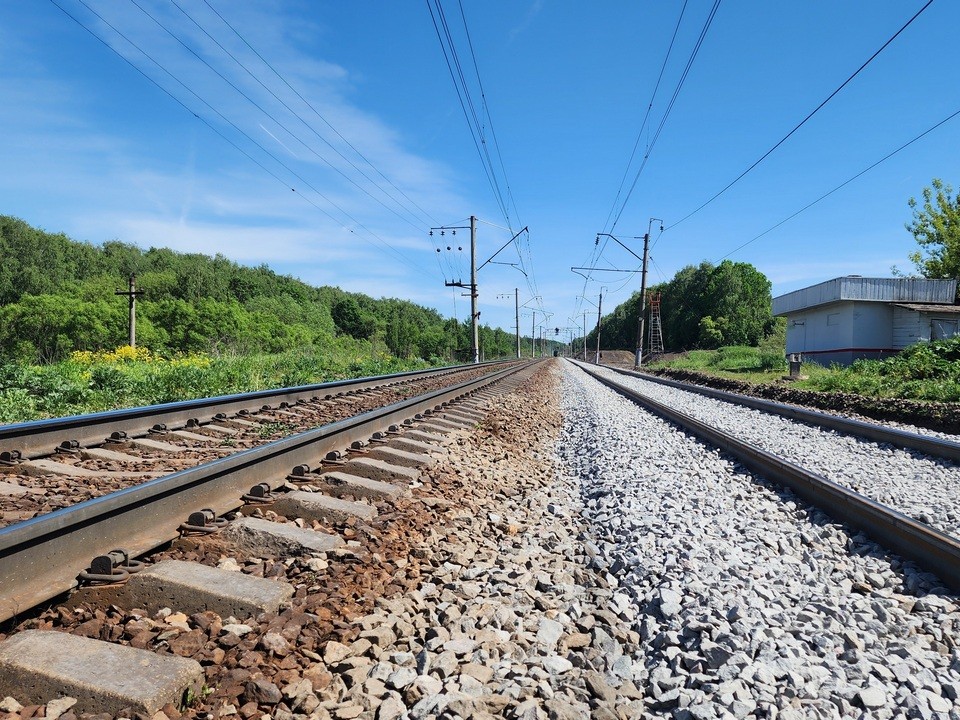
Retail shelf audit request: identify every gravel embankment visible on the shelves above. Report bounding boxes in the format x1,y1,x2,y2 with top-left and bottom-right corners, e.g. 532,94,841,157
5,360,960,719
590,364,960,540
643,367,960,436
2,362,647,720
561,362,960,719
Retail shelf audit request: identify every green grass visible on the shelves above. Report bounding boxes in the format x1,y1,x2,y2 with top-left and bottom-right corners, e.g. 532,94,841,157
650,336,960,403
0,345,432,424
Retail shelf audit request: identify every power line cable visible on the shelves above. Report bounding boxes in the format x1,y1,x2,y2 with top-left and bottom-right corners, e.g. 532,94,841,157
195,0,441,229
458,0,520,231
610,0,721,232
669,0,935,231
602,0,689,233
717,104,960,261
53,0,434,280
130,0,429,235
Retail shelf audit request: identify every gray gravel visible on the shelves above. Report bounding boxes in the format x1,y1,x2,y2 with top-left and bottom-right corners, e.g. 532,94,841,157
559,361,960,719
587,364,960,539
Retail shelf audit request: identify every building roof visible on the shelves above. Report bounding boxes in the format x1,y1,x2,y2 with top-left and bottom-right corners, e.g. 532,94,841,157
894,303,960,314
773,276,958,315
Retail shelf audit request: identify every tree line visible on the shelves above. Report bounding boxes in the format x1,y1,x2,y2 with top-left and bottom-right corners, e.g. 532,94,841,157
0,215,533,364
584,260,779,355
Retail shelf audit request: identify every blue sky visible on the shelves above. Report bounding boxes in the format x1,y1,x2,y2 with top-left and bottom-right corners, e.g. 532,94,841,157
2,1,958,342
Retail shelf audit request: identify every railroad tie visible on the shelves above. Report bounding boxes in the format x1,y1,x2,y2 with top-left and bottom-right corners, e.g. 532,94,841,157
271,491,377,524
0,630,203,716
221,516,344,556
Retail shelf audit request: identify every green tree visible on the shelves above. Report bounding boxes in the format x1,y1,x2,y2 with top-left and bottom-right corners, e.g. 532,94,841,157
332,297,375,340
906,179,960,279
589,260,774,352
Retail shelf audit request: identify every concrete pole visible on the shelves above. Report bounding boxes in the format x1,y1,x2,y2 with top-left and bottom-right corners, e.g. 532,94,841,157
515,288,520,359
634,232,650,368
470,216,479,364
595,291,602,364
116,274,141,348
583,312,587,361
531,310,536,359
128,275,137,348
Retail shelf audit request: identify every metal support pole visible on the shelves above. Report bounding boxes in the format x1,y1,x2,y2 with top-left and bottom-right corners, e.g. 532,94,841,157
583,312,587,361
595,291,602,364
515,288,520,359
470,215,479,364
634,232,650,368
531,311,536,359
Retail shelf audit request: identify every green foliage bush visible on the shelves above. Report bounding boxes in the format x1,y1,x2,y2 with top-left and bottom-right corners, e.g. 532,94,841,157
804,336,960,400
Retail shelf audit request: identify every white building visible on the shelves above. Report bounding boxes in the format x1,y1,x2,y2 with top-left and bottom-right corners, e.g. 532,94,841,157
772,276,960,366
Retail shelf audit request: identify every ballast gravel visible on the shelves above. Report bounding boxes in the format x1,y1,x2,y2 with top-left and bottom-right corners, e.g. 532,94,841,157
589,364,960,539
4,359,960,719
561,362,960,718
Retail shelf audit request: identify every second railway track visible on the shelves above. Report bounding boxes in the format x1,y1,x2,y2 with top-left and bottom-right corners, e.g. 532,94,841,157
574,360,960,591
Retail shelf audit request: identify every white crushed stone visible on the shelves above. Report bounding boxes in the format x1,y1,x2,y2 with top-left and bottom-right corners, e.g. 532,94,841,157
591,364,960,539
559,361,960,719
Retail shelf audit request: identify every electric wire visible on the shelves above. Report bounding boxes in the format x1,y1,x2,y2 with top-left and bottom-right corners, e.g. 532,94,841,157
717,104,960,261
610,0,721,232
602,0,688,233
130,0,430,235
196,0,441,229
458,0,521,231
668,0,935,231
53,0,433,280
427,0,511,225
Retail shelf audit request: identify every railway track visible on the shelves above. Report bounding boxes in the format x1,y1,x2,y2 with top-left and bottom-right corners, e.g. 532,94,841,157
0,364,522,621
4,358,960,717
0,363,544,714
574,360,960,592
558,362,960,717
0,361,511,529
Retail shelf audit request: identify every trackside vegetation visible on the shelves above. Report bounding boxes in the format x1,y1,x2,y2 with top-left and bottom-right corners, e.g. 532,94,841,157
0,215,546,422
650,336,960,403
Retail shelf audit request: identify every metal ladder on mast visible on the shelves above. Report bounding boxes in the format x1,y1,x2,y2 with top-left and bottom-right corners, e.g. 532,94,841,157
648,291,664,360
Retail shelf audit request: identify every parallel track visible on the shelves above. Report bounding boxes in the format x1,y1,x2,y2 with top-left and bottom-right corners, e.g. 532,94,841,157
0,361,529,623
0,360,511,461
611,365,960,462
574,361,960,592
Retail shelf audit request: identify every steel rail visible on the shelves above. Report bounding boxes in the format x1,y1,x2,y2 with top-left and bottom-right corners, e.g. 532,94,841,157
0,360,513,460
576,362,960,593
0,362,523,624
607,366,960,464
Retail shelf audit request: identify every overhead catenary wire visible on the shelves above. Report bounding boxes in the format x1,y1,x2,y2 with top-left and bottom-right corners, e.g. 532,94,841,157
602,0,689,234
129,0,431,236
426,0,511,227
427,1,545,318
53,0,434,280
717,104,960,261
668,0,935,231
197,0,441,229
609,0,721,232
457,0,522,232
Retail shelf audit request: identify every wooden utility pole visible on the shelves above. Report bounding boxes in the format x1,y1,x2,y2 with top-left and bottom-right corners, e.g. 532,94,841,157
115,274,144,348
